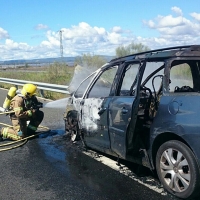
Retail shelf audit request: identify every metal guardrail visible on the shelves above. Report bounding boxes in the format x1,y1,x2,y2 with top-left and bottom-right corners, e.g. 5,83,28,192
0,77,70,95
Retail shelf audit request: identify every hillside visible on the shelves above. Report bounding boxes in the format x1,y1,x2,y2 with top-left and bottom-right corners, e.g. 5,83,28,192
0,55,114,66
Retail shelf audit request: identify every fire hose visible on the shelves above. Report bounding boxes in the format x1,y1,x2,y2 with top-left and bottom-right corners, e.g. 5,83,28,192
0,110,50,152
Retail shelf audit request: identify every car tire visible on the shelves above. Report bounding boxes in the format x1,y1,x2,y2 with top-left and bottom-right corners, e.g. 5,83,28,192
156,140,200,199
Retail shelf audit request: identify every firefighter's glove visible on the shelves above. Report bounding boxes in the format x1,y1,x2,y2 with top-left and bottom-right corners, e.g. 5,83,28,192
31,109,37,117
27,109,37,118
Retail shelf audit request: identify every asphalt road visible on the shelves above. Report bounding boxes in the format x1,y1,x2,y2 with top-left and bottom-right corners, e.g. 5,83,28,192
0,88,177,200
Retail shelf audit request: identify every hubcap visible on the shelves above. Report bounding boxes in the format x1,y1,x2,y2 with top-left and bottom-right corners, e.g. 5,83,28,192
160,148,190,192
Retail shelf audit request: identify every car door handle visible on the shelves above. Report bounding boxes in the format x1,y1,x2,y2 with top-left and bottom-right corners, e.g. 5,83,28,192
98,108,107,115
122,107,128,114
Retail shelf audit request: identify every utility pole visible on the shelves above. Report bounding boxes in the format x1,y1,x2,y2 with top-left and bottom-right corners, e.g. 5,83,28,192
59,30,63,58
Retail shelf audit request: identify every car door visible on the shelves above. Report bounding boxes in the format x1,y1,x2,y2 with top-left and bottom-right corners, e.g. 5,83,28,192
80,65,119,149
109,61,146,158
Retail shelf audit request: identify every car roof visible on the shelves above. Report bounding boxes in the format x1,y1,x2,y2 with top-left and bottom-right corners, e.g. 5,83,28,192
109,45,200,64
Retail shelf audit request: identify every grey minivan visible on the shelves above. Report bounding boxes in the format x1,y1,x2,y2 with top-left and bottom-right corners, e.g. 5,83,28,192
64,45,200,199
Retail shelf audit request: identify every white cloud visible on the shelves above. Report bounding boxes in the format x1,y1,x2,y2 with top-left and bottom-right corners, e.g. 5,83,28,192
40,22,133,56
1,8,200,61
35,24,49,30
5,39,33,51
171,6,183,16
0,27,9,40
111,26,122,33
0,39,37,60
142,9,200,49
190,12,200,21
94,26,106,35
44,30,60,46
143,15,185,29
0,23,132,60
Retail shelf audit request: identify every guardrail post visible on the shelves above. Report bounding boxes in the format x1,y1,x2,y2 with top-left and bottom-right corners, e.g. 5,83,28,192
38,89,44,98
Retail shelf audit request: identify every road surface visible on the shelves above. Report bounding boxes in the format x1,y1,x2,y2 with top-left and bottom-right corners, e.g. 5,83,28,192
0,88,177,200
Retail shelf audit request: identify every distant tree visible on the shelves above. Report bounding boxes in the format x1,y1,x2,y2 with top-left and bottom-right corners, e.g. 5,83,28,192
47,62,70,84
75,53,107,70
116,42,151,57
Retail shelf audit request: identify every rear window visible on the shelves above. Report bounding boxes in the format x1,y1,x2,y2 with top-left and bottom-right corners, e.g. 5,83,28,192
170,63,193,92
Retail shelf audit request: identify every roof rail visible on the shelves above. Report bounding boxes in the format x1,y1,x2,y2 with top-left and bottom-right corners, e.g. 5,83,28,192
111,45,194,62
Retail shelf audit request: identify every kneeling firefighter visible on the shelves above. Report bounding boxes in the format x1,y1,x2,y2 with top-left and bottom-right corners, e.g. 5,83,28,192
0,83,44,140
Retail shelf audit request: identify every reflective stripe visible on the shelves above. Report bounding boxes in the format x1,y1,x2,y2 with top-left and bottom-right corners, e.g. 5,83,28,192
27,110,32,117
9,134,21,140
2,128,21,140
27,124,37,131
2,127,8,137
14,107,23,111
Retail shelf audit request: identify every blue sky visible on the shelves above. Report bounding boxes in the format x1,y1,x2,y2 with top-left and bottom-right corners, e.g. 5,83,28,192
0,0,200,60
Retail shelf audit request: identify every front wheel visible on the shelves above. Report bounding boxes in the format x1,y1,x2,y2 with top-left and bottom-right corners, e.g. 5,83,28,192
156,140,200,199
64,110,80,142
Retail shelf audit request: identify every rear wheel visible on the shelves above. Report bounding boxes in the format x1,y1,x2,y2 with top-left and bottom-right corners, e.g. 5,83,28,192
156,140,200,199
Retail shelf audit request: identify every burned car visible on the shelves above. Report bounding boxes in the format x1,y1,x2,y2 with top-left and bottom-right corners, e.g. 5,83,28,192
64,45,200,199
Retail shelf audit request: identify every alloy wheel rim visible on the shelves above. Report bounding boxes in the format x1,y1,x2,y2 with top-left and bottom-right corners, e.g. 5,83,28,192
160,148,191,192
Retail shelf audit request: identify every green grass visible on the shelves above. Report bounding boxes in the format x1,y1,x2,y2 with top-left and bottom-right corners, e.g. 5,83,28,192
0,62,74,100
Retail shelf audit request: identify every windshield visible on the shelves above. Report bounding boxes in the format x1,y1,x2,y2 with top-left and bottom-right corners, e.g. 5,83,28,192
74,71,98,98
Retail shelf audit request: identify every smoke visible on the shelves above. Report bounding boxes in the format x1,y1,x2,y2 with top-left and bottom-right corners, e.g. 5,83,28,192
43,98,70,109
42,65,98,110
67,65,94,94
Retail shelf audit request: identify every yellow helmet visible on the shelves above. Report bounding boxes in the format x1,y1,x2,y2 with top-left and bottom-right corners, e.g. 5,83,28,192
21,83,37,97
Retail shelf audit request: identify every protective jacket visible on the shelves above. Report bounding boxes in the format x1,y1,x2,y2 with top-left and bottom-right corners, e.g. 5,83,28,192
1,94,44,140
10,94,37,120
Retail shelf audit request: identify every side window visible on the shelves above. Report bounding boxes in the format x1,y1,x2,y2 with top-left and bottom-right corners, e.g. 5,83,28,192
74,73,96,98
142,62,165,92
170,63,193,93
88,66,118,98
119,63,140,96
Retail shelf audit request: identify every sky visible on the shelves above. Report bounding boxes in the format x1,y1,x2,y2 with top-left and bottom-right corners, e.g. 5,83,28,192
0,0,200,61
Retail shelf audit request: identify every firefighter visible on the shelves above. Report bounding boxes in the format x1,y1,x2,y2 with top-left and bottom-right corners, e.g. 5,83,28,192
0,83,44,140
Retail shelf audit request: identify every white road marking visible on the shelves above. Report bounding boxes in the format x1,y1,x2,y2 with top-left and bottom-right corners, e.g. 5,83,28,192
83,149,167,196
